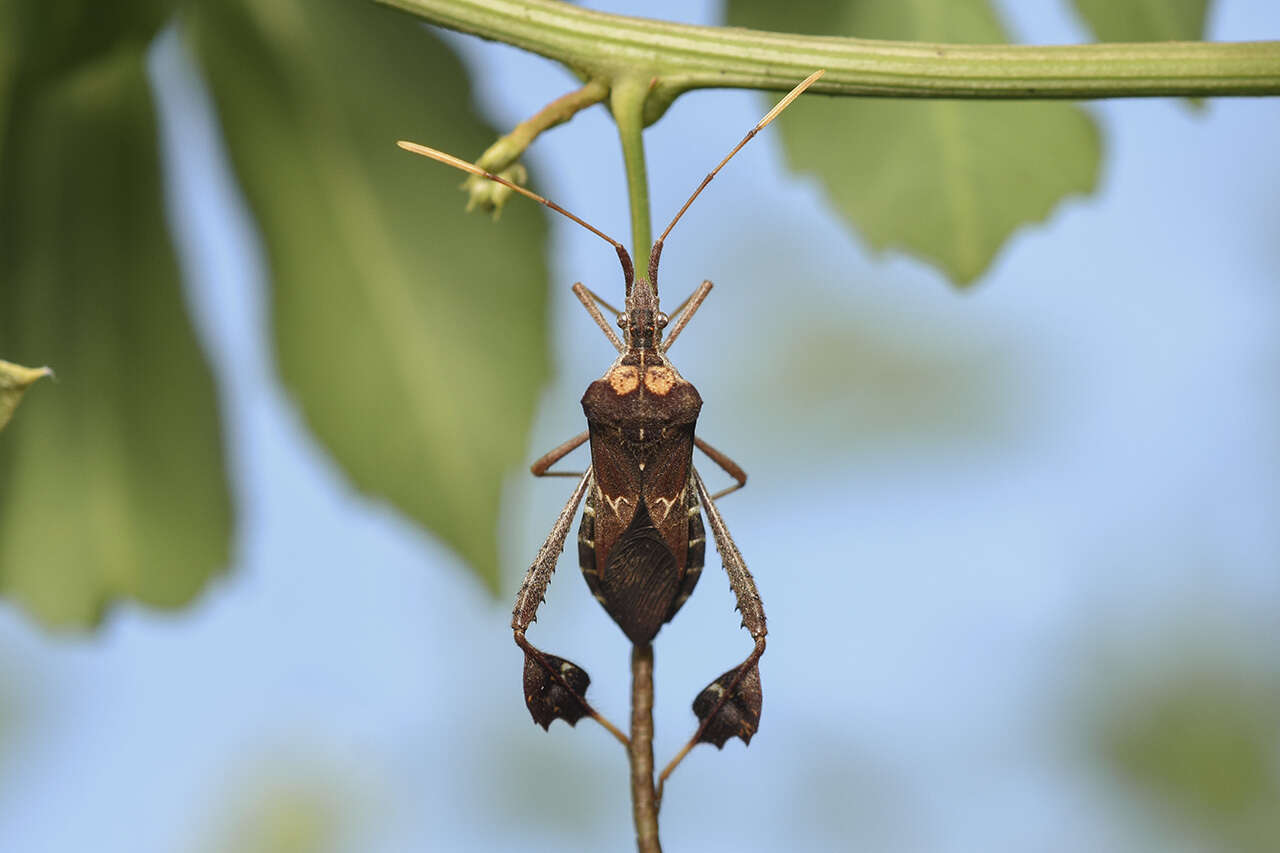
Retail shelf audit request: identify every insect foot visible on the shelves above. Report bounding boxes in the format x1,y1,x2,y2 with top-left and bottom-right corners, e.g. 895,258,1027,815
522,649,592,729
692,659,763,748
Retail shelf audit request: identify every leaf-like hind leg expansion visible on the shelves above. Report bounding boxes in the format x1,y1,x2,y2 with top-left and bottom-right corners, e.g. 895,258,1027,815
656,467,767,803
656,638,765,806
513,469,628,746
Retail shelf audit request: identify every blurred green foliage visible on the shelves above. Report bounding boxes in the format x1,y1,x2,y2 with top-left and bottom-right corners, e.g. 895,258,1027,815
186,0,550,595
1073,0,1211,42
0,30,231,626
0,0,549,626
197,777,347,853
751,292,1014,454
0,0,1221,627
727,0,1102,285
685,245,1019,466
1089,643,1280,852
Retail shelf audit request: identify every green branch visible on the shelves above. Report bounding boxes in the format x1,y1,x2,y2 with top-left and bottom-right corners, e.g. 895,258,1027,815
472,80,608,176
380,0,1280,112
610,75,653,272
629,643,660,853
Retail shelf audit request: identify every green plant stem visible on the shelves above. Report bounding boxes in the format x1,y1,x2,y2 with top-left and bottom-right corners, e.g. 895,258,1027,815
630,643,661,853
380,0,1280,110
610,75,652,279
473,79,608,174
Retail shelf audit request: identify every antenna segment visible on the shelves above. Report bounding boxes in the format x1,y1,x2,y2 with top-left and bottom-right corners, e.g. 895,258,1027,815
646,70,825,288
397,70,823,295
396,140,635,286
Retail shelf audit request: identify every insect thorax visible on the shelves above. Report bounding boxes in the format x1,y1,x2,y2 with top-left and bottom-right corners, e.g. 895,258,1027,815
578,357,705,644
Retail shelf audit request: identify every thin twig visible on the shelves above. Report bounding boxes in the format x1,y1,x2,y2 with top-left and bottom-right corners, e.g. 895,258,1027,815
630,643,661,853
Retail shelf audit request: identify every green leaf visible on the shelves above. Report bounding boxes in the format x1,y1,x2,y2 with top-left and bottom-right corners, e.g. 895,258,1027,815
0,360,52,431
0,46,232,628
187,0,550,593
0,0,178,188
0,0,175,82
0,3,16,164
1072,0,1211,43
725,0,1101,285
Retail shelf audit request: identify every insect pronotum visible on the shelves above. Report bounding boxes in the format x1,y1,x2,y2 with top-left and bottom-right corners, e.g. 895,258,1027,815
398,70,824,784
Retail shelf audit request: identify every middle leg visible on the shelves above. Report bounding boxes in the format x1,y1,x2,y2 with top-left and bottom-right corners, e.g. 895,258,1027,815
531,430,589,478
694,436,748,500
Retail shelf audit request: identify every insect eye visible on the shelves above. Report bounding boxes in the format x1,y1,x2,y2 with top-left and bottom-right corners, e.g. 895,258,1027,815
616,312,629,329
655,312,669,328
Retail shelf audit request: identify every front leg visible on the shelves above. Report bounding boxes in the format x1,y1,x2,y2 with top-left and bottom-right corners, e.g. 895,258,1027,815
657,466,766,802
571,282,624,352
513,468,628,746
660,280,713,353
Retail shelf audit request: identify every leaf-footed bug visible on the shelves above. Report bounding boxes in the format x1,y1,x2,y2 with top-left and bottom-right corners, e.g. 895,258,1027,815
397,70,823,788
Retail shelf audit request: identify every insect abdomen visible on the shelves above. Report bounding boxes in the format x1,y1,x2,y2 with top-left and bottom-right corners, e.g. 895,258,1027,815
668,477,704,619
591,500,679,644
578,479,705,644
579,491,606,608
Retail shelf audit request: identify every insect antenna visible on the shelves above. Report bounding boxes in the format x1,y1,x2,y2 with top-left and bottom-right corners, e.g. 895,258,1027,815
396,140,635,288
646,69,825,291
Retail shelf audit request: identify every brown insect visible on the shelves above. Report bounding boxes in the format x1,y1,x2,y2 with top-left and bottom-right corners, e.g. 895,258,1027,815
398,70,823,778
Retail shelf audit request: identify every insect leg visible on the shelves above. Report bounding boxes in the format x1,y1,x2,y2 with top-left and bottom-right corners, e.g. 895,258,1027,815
572,282,624,352
691,463,766,660
657,466,766,802
660,280,713,353
513,468,628,746
530,430,589,478
662,280,707,326
693,436,748,500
